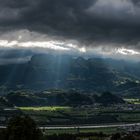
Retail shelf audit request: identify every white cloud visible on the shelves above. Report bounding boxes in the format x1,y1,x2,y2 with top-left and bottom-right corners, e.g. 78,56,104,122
0,29,87,53
0,40,71,51
116,48,140,55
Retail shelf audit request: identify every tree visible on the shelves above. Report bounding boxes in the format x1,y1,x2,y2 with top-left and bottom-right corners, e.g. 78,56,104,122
121,135,135,140
5,116,42,140
111,133,121,140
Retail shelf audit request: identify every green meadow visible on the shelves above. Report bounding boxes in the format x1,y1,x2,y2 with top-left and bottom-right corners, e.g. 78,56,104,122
18,106,71,111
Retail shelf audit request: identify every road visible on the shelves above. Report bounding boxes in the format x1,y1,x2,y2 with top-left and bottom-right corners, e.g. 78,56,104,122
0,123,140,130
39,123,140,129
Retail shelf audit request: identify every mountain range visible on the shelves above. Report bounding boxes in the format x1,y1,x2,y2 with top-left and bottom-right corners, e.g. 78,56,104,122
0,54,140,97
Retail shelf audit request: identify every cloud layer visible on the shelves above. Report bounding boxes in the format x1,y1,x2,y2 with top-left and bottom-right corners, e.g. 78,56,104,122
0,0,140,58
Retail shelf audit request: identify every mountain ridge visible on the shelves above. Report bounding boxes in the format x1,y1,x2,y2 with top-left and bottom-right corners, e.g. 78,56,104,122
0,54,139,96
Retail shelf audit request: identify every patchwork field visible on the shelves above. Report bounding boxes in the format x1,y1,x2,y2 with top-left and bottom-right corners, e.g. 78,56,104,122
19,105,140,126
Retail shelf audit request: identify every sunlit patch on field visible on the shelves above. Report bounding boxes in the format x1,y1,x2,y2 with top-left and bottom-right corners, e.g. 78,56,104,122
124,99,140,105
18,106,71,111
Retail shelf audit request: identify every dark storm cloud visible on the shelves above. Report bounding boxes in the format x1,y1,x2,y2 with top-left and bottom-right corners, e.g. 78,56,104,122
0,0,140,49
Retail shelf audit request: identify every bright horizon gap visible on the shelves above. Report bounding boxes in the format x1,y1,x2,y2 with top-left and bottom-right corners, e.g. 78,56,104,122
0,39,140,56
0,39,87,53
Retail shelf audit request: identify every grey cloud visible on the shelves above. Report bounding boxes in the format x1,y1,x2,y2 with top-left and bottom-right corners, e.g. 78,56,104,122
0,0,140,50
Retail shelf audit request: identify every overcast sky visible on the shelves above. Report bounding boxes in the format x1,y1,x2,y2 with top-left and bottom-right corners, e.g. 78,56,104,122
0,0,140,61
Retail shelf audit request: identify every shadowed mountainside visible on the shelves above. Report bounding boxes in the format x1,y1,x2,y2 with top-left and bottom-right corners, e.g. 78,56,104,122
0,54,139,96
5,91,125,107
